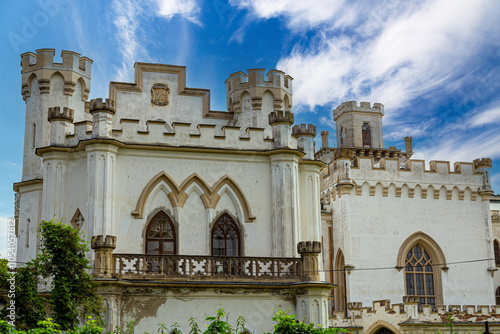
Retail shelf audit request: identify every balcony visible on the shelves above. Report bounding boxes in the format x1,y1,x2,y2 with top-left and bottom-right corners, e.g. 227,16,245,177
91,236,323,283
97,254,303,282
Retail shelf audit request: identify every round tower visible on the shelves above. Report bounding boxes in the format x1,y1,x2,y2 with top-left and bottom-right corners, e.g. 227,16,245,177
20,49,92,180
225,69,292,135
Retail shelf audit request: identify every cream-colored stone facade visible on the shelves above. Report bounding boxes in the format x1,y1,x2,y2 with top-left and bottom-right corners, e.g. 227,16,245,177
14,49,499,333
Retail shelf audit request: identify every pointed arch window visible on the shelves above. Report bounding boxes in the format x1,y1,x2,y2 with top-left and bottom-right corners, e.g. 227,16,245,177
405,244,436,308
494,240,500,266
146,211,176,255
362,122,371,147
496,287,500,305
211,213,240,256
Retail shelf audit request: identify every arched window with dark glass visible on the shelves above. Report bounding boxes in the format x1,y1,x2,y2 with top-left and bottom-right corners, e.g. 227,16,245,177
362,122,371,147
212,213,240,256
375,328,395,334
496,287,500,305
494,240,500,266
146,211,176,255
405,244,436,308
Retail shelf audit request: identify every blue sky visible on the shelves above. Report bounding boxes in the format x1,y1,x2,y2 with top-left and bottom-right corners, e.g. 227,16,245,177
1,0,500,257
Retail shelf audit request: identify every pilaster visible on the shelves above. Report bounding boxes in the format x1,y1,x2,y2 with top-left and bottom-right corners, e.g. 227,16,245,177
86,144,118,237
270,153,300,257
41,151,69,220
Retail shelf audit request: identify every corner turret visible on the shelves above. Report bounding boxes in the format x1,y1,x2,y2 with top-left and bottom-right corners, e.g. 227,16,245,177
226,69,292,135
20,49,92,180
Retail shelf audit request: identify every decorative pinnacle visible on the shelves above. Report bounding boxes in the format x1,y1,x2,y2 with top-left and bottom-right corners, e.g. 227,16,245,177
89,98,116,115
297,241,322,254
473,158,492,169
47,107,74,122
268,110,294,126
292,124,316,137
91,235,117,249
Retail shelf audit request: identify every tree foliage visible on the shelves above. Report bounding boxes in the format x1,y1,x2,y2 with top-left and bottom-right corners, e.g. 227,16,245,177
37,220,103,330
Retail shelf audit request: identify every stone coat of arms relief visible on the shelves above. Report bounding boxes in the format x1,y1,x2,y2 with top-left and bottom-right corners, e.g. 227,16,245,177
151,83,170,106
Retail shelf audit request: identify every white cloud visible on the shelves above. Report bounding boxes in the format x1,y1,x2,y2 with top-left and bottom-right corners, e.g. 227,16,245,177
236,0,500,120
230,0,347,29
469,107,500,127
157,0,201,25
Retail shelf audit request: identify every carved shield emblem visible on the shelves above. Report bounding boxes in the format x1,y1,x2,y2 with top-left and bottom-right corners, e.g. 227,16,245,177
151,83,169,106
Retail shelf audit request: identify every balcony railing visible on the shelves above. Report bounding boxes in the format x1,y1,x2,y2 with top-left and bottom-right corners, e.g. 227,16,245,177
97,254,303,282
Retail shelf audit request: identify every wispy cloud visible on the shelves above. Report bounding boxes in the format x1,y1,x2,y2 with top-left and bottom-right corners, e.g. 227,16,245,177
156,0,201,25
110,0,201,82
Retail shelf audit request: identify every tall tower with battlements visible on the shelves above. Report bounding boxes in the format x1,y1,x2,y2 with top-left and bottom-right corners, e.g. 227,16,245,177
333,101,384,149
225,69,292,136
16,49,92,260
20,49,92,180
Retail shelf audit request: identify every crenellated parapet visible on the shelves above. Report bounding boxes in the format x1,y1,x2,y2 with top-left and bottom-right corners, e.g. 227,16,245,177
293,124,316,159
322,157,492,201
333,101,384,120
89,98,116,115
269,110,294,125
47,107,74,123
21,49,92,101
330,299,500,331
225,69,293,113
292,124,316,137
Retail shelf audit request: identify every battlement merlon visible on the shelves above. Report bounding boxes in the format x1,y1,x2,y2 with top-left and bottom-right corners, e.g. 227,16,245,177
21,49,92,77
269,110,294,126
21,49,92,101
48,107,74,123
333,101,384,121
89,98,116,115
91,235,117,249
293,124,316,138
225,69,293,113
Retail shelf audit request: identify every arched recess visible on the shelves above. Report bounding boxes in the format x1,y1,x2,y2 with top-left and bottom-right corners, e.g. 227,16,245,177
365,320,400,334
131,171,181,218
132,172,255,222
335,249,347,314
50,71,65,96
283,94,291,112
397,231,446,306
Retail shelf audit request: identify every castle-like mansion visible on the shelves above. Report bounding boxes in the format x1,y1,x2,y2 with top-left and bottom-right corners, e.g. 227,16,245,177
14,49,500,333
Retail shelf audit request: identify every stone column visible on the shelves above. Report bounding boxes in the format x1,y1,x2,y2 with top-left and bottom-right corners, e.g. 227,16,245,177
298,241,321,281
293,124,316,159
321,130,329,149
269,110,294,148
91,235,117,277
48,107,74,146
90,98,115,138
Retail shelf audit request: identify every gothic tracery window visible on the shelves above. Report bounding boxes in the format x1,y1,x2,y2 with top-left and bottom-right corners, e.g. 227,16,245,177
146,211,176,255
211,213,240,256
405,244,436,308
